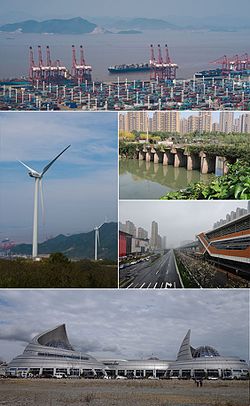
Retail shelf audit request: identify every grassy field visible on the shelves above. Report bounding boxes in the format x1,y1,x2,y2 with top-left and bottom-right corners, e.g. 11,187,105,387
0,378,248,406
0,259,118,288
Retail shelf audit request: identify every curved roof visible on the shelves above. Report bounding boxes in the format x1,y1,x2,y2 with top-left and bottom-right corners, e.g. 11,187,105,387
177,330,220,361
193,346,220,358
31,324,74,351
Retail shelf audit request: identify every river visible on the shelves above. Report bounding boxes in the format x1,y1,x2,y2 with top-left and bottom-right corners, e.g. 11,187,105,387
119,159,213,199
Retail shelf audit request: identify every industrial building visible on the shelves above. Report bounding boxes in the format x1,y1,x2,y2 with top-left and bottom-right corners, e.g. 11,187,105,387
6,325,248,380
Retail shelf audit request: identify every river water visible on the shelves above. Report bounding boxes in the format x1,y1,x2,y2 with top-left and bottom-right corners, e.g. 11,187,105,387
0,29,249,80
119,159,213,199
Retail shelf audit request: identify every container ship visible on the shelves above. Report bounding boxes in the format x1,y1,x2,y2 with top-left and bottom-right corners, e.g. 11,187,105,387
195,68,250,78
108,63,150,73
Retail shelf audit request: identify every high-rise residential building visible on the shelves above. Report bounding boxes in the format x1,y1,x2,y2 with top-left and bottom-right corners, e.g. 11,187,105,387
125,220,137,237
137,227,148,239
219,112,234,133
180,118,188,134
123,112,148,132
157,235,162,250
162,236,167,249
212,122,219,133
150,221,158,249
165,111,180,133
187,115,199,133
151,111,180,133
119,114,125,132
239,113,250,133
199,112,212,133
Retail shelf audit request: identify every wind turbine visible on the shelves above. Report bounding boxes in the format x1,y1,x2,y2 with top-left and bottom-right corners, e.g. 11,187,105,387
19,145,71,258
94,219,107,261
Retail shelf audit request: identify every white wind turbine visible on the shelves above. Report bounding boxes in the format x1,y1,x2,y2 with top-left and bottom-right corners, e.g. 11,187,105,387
19,145,71,258
94,218,107,261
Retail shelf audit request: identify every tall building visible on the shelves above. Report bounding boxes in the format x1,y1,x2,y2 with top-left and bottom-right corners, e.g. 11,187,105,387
187,115,199,133
212,122,219,133
122,112,148,132
180,118,188,134
219,112,234,133
137,227,148,239
157,235,162,250
125,221,136,237
199,112,212,133
151,111,180,133
119,114,125,132
150,221,158,249
239,113,250,133
163,236,167,249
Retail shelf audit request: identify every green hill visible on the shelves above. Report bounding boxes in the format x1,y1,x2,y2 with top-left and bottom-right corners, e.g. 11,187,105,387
0,17,97,34
12,222,117,260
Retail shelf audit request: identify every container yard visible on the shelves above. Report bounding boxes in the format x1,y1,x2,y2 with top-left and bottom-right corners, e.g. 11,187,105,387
0,45,249,111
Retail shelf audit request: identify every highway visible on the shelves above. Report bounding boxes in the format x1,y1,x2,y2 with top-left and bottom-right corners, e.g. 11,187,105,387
120,250,182,289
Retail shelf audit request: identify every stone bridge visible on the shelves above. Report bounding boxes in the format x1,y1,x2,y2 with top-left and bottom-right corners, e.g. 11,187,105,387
136,146,228,175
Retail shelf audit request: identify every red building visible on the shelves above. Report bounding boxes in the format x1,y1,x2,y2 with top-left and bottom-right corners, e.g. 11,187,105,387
119,231,132,257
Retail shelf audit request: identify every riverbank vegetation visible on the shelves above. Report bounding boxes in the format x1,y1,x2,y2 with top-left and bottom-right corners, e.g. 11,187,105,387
161,160,250,200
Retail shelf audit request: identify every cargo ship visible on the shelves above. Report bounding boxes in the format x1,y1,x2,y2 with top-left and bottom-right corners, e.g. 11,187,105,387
108,63,150,73
195,68,250,78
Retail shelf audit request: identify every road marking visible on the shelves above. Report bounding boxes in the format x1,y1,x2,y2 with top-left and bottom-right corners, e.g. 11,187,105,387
153,282,158,289
147,283,151,289
126,283,134,289
165,282,173,288
140,283,146,289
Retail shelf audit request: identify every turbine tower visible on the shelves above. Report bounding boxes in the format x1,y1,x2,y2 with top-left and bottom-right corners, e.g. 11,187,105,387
94,221,105,261
19,145,71,258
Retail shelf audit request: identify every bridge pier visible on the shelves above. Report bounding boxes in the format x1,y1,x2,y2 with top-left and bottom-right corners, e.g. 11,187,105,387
200,152,216,174
138,151,144,160
186,154,200,171
173,150,187,168
146,151,151,162
215,156,229,176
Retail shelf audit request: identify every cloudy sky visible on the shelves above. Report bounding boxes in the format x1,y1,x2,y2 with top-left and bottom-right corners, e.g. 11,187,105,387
120,201,249,247
0,0,249,23
0,290,249,362
0,112,118,243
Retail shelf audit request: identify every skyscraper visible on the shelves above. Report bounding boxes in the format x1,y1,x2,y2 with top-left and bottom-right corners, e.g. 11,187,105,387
150,221,158,249
219,112,234,133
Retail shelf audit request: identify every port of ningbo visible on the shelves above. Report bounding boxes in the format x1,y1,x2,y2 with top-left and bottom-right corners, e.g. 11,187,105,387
0,44,249,111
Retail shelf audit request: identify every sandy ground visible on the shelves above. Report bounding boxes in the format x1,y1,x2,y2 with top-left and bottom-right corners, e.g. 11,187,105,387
0,378,249,406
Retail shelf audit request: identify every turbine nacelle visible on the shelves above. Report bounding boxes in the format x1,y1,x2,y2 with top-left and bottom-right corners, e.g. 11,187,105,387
28,171,41,178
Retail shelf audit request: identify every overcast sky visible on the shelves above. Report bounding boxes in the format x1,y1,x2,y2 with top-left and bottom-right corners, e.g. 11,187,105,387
0,0,249,23
120,201,249,247
0,289,249,363
0,112,117,243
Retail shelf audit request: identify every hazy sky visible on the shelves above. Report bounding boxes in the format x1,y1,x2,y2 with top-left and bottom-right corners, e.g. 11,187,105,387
0,0,249,23
120,201,249,247
0,112,118,243
0,290,249,362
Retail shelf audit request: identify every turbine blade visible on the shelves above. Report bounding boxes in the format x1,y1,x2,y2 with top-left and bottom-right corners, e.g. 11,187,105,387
41,145,71,177
18,160,37,173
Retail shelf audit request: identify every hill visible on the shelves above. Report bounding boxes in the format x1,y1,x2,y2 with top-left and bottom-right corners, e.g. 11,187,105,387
12,222,117,260
113,18,177,30
0,17,97,34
